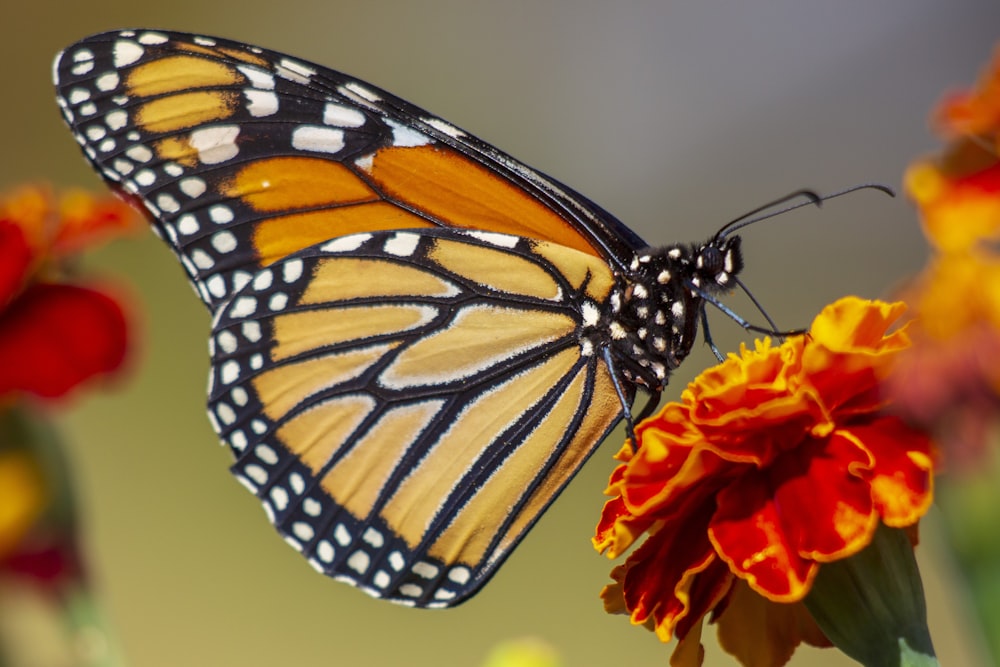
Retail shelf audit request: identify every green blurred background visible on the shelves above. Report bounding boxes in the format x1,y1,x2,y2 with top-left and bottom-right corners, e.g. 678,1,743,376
4,1,999,664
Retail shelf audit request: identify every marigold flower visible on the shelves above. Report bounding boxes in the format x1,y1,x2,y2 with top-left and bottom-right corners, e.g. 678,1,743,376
594,297,935,666
0,185,138,401
906,48,1000,252
895,47,1000,468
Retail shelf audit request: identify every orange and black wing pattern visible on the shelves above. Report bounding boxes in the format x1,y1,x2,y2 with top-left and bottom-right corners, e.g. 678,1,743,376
53,29,646,313
53,29,646,607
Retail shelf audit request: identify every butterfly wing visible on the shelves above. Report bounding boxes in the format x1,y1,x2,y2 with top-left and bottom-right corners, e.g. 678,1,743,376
53,29,646,315
208,228,624,606
53,29,639,606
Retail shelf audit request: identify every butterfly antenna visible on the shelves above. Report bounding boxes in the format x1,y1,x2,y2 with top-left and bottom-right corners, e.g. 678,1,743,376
715,183,895,240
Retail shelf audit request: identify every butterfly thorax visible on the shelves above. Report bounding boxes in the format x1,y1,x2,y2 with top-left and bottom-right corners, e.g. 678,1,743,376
602,235,744,391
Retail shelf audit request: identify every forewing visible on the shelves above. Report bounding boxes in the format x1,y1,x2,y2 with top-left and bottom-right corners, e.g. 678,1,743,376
53,29,646,315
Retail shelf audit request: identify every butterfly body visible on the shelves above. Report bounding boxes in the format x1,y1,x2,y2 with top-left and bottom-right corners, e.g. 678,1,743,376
53,29,743,607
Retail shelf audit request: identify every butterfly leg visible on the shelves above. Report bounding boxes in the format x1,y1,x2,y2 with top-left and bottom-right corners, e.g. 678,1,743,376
602,347,639,451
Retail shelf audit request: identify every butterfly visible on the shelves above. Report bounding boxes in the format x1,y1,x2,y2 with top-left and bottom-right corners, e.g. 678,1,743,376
53,29,747,608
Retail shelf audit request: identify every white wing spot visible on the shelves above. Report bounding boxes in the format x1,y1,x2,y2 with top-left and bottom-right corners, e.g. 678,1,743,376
316,540,335,563
465,230,518,248
384,232,420,257
292,522,315,542
399,583,423,598
270,486,289,511
362,528,384,548
412,562,439,579
137,31,169,45
244,464,268,485
215,402,236,426
238,65,275,90
229,430,247,451
156,194,180,213
347,550,370,574
254,444,278,465
321,234,370,253
388,551,405,571
289,472,305,495
448,566,471,584
423,117,465,138
244,89,279,117
230,296,258,318
206,275,226,298
252,270,273,291
230,387,249,406
242,320,262,342
209,205,234,224
211,230,238,254
126,145,155,163
72,48,94,63
387,119,431,147
277,58,315,83
291,126,345,154
220,360,240,384
105,110,127,130
177,214,199,235
323,103,365,127
133,169,155,187
283,259,304,283
113,40,143,67
179,177,206,198
190,125,240,165
190,249,215,270
343,81,381,102
334,524,351,546
268,293,289,311
85,125,106,141
373,571,391,589
302,498,322,517
68,88,90,105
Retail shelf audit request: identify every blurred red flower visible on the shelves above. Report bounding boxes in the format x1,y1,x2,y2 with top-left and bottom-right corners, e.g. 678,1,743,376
0,185,139,400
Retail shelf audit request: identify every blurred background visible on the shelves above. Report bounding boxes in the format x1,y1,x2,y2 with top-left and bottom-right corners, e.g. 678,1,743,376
4,1,999,664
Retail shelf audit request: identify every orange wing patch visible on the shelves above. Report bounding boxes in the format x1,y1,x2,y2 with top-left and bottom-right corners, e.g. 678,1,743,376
363,145,604,258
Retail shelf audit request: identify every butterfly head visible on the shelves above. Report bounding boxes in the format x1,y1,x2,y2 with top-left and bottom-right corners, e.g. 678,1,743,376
692,233,743,292
608,234,744,390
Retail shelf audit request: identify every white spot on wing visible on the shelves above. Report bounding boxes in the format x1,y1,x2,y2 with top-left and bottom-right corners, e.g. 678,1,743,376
384,232,420,257
244,89,278,117
190,125,240,165
465,231,518,248
238,65,275,90
291,126,345,154
321,234,370,253
387,119,431,147
113,40,143,67
423,117,465,138
323,103,365,127
96,72,120,92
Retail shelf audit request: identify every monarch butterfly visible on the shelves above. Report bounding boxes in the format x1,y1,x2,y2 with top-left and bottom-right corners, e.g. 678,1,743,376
54,30,750,608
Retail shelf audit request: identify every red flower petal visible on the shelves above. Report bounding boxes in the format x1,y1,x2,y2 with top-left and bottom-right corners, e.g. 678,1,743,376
710,468,818,602
0,283,128,398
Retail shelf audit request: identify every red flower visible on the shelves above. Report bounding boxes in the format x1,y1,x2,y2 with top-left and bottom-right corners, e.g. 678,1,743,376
0,186,138,400
594,297,935,666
